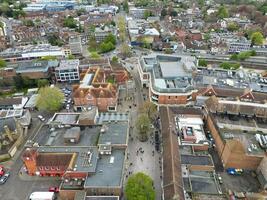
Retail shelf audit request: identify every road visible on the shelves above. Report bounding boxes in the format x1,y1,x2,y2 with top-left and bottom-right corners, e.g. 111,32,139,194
0,17,15,46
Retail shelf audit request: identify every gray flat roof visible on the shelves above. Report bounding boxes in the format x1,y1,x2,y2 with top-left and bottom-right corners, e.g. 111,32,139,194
98,122,128,145
181,154,213,166
34,125,100,147
159,61,187,78
37,146,98,173
52,113,80,125
84,149,125,187
96,113,129,124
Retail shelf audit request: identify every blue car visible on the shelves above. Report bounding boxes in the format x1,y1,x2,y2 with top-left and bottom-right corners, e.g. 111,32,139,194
227,168,243,175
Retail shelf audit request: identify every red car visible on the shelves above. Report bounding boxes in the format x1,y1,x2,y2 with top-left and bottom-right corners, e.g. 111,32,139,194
48,186,59,193
0,166,5,176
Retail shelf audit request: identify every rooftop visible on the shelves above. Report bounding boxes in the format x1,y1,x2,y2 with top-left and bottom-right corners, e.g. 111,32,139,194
50,113,80,125
15,60,59,73
98,121,128,146
84,149,125,188
37,146,98,173
141,54,196,93
57,59,79,70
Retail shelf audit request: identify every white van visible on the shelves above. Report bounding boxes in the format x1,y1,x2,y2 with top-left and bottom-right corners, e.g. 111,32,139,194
29,192,56,200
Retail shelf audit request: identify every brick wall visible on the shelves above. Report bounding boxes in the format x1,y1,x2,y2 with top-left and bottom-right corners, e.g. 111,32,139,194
158,95,188,104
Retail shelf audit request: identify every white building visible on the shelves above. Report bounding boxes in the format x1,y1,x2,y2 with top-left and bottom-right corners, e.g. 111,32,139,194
69,35,82,55
55,59,80,82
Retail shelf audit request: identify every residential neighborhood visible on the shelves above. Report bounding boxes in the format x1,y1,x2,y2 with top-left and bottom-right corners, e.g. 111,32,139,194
0,0,267,200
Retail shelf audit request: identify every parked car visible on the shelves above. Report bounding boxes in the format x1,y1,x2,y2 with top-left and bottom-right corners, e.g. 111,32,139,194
48,186,59,193
0,165,4,176
38,115,45,122
227,168,243,175
0,172,10,184
217,175,223,184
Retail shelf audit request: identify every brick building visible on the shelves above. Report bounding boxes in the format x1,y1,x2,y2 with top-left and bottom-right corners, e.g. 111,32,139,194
138,54,198,105
73,66,128,112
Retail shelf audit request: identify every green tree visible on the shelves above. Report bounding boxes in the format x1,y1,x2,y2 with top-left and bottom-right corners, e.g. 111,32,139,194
68,54,75,59
125,172,155,200
47,34,64,46
88,36,98,52
227,22,239,32
123,0,129,13
111,56,118,63
250,31,264,45
90,51,101,59
36,86,64,112
117,16,126,42
140,101,157,120
170,10,178,17
217,5,229,19
103,33,116,45
63,16,77,29
161,8,167,17
220,62,240,70
198,0,205,8
76,8,86,16
120,43,131,58
144,10,152,19
23,19,34,27
99,41,115,53
37,79,49,88
198,59,207,67
0,59,6,68
136,114,150,141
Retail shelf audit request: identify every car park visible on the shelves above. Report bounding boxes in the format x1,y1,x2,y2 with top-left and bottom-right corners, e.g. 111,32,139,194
0,172,10,184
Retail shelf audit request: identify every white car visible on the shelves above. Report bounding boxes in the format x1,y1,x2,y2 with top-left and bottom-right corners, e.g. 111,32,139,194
38,115,45,122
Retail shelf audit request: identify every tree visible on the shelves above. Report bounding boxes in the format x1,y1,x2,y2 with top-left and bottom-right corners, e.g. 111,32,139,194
47,34,64,46
140,101,157,120
111,56,118,63
123,0,129,13
161,8,167,17
217,5,229,19
36,86,64,112
117,16,126,42
90,51,101,59
76,8,86,16
136,114,150,141
103,34,116,45
37,79,49,88
68,54,75,59
198,0,205,8
198,59,207,67
170,10,178,17
0,59,6,68
250,31,264,45
99,41,115,53
120,43,131,58
125,172,155,200
227,22,239,32
63,16,77,29
144,10,152,19
23,19,34,27
88,36,98,52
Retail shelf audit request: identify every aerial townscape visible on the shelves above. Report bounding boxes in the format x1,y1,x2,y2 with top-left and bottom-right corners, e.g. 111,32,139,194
0,0,267,199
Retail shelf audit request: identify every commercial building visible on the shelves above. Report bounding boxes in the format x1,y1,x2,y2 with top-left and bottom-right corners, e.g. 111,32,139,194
129,8,147,19
0,44,65,62
227,37,251,53
11,60,59,79
55,59,80,82
69,35,82,55
0,97,28,110
21,111,129,200
72,66,128,112
138,54,198,105
94,26,116,43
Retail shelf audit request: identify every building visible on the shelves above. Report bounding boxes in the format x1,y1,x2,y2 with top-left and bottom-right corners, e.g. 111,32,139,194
0,44,66,62
10,60,59,79
0,97,28,110
94,26,115,43
69,35,82,55
227,37,251,53
21,111,129,200
257,157,267,190
72,66,128,112
129,8,147,19
205,96,267,170
138,54,198,105
55,59,80,82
